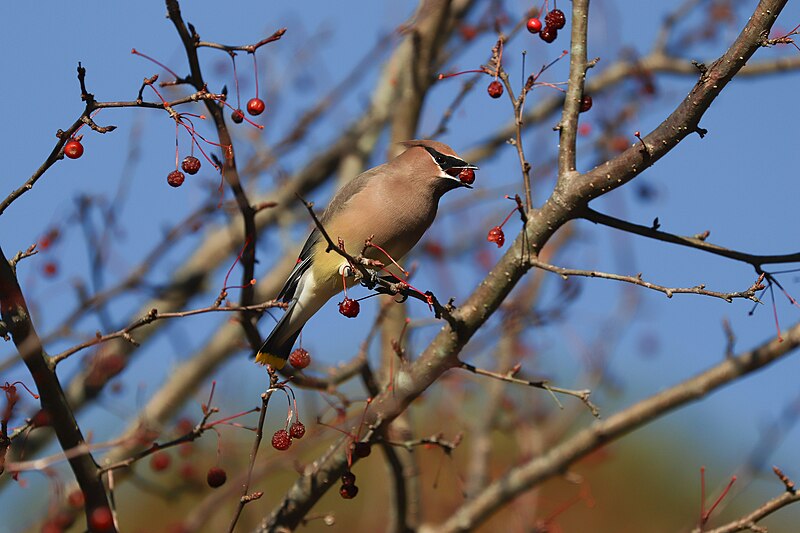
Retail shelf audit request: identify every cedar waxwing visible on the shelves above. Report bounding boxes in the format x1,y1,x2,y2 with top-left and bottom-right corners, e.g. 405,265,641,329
256,140,477,369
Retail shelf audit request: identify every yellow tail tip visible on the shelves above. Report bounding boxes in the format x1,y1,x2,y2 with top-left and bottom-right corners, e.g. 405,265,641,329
255,351,287,369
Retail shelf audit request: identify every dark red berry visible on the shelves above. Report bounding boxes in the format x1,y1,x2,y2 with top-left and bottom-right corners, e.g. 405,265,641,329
487,80,503,99
43,262,58,277
167,170,185,188
545,9,566,29
67,489,85,509
64,139,84,159
290,421,306,439
487,226,505,247
289,348,311,369
272,429,292,450
579,95,593,113
231,109,245,124
246,97,266,116
352,441,371,458
539,25,558,43
342,471,356,485
339,298,360,318
526,17,542,33
206,467,227,488
339,484,359,499
89,507,114,532
181,156,201,175
150,451,171,472
458,168,475,185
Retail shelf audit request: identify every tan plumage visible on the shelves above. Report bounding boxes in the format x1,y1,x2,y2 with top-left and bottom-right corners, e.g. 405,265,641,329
256,140,476,368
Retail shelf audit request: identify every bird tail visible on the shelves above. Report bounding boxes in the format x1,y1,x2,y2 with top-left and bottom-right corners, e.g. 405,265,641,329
256,299,302,369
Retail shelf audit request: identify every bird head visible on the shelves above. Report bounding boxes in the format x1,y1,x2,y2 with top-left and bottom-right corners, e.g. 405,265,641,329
398,140,478,194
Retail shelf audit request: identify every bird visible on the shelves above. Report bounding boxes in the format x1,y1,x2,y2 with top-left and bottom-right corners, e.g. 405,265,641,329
255,139,477,369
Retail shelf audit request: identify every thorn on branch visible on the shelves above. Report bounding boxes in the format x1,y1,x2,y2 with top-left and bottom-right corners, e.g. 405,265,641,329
694,126,708,138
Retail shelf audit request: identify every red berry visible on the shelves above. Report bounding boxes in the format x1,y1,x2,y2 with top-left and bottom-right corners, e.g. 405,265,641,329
272,429,292,450
338,298,360,318
64,139,84,159
43,261,58,277
526,17,542,33
67,489,85,509
289,348,311,369
231,109,245,124
487,226,505,247
579,95,593,113
352,441,371,458
342,471,356,485
545,9,566,29
150,451,170,471
458,168,475,185
41,521,63,533
88,507,114,532
181,156,201,175
206,467,227,488
167,170,185,188
246,97,266,116
339,484,359,499
539,25,558,43
487,80,503,99
290,421,306,439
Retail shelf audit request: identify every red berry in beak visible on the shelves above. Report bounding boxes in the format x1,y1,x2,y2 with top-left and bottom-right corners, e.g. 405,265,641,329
458,168,475,185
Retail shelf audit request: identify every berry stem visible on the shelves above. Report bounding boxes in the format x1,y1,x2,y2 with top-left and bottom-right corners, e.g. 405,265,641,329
251,52,260,97
230,53,241,109
131,48,181,80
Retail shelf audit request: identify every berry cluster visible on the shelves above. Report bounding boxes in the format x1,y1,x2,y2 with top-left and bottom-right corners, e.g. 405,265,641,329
526,8,566,44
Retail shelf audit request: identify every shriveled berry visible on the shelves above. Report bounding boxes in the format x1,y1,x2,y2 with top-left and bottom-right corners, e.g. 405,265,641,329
64,139,84,159
342,471,356,485
289,348,311,369
539,25,558,43
231,109,245,124
352,441,371,458
247,97,266,116
339,484,359,499
206,467,227,488
487,80,503,99
272,429,292,451
290,421,306,439
526,17,542,34
487,226,505,247
545,9,566,29
167,170,185,188
338,298,360,318
181,156,201,175
579,95,593,113
150,451,171,472
89,507,114,532
458,168,475,185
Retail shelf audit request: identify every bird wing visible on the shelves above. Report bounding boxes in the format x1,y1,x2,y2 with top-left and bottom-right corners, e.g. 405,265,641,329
276,164,386,302
276,229,320,302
